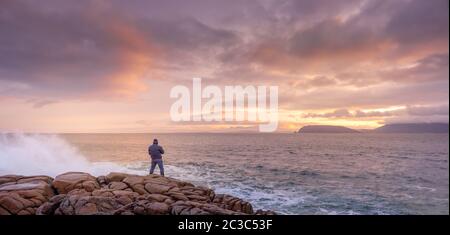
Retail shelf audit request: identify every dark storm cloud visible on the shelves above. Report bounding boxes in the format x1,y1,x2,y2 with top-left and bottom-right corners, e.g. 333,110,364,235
385,0,449,46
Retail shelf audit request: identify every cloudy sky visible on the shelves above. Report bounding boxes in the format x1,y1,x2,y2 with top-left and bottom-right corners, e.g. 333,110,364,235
0,0,448,133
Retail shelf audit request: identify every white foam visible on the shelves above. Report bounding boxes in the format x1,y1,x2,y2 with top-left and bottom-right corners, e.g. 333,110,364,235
0,133,139,177
139,162,312,214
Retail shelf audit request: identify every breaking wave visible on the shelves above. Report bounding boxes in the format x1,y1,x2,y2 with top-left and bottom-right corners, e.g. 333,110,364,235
0,133,134,177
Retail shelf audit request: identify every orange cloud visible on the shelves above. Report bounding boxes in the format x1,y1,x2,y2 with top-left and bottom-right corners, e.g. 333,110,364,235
80,2,159,99
105,21,155,98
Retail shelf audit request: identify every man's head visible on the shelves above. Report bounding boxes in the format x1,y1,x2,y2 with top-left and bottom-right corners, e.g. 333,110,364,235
153,139,158,145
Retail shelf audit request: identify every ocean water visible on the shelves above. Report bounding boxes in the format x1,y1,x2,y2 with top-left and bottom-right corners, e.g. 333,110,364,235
0,133,448,215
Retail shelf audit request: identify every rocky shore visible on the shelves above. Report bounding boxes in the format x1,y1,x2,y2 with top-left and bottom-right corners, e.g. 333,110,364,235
0,172,276,215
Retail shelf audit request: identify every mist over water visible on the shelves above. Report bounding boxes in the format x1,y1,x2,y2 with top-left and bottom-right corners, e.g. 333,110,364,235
0,133,134,177
0,133,448,215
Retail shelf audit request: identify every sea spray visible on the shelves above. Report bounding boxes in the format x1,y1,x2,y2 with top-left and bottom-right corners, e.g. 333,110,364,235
0,133,138,177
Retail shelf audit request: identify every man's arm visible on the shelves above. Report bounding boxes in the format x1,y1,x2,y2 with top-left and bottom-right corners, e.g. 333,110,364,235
159,146,165,154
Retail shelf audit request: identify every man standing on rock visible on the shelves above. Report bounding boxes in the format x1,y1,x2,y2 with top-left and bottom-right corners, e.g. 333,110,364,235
148,138,165,176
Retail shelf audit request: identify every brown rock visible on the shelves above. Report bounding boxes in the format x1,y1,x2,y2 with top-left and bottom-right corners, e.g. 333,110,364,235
111,190,138,198
17,209,33,215
91,189,114,197
170,201,244,215
146,194,171,202
52,172,99,194
165,177,195,188
96,176,107,187
17,176,53,185
105,172,133,183
116,195,133,205
108,182,128,190
164,198,175,204
144,183,172,194
76,202,98,215
81,181,98,192
130,184,147,195
36,195,66,215
0,175,21,185
0,172,273,215
57,195,128,215
122,176,144,186
133,205,145,215
213,194,253,214
133,201,169,215
187,194,209,202
168,192,189,201
67,188,92,196
0,206,11,215
147,202,170,215
0,193,24,214
0,176,55,215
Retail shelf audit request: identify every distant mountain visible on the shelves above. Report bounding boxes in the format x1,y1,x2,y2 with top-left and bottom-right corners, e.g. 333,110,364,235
374,123,449,133
298,125,359,133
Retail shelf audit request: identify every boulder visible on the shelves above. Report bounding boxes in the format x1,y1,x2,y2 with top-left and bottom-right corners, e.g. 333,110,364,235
96,176,108,187
145,194,171,202
0,175,55,215
122,176,144,186
36,194,66,215
0,172,275,215
170,201,245,215
55,195,130,215
105,172,134,183
144,183,172,194
52,172,100,194
213,194,253,214
108,182,128,190
133,201,170,215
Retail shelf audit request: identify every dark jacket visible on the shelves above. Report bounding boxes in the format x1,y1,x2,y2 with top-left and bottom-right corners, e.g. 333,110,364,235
148,144,164,160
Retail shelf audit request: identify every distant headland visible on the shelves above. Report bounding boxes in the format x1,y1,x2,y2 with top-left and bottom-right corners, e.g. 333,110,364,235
373,123,449,133
297,125,360,133
297,123,449,134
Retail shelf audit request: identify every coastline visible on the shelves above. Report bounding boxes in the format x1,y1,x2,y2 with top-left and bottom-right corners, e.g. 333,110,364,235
0,171,276,215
